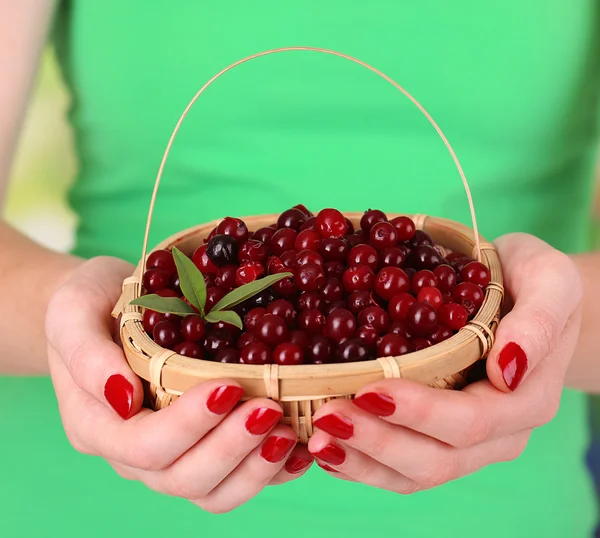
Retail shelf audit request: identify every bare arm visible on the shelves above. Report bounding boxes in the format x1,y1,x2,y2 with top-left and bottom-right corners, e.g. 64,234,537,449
0,1,81,374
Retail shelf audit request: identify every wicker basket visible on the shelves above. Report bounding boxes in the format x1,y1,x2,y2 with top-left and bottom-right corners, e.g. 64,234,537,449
112,48,504,443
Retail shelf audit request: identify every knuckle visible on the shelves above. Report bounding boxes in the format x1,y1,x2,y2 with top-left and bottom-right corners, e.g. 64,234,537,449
131,444,167,472
64,427,90,455
534,394,561,427
165,472,205,501
415,452,458,488
502,432,531,462
456,408,493,448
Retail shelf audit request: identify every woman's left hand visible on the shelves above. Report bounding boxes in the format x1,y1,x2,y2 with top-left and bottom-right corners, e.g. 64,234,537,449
307,233,582,492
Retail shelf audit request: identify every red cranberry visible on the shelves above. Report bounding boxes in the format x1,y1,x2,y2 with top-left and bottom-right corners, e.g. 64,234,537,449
460,261,491,288
346,230,369,247
347,244,379,271
377,334,411,357
216,217,249,243
293,204,313,218
237,332,257,349
452,282,484,317
203,288,226,314
239,240,268,264
295,229,321,252
412,337,432,351
277,208,307,231
379,247,406,268
374,267,410,301
254,314,289,346
369,222,398,251
295,250,324,267
324,300,348,316
173,341,204,359
325,308,357,342
408,230,434,248
316,208,347,238
445,252,464,264
205,226,217,244
408,245,443,270
358,306,389,333
355,324,379,348
305,335,335,364
248,288,277,309
203,273,216,288
295,263,326,291
433,264,457,293
289,329,309,349
240,341,272,364
147,249,177,275
342,265,375,293
244,308,266,332
156,288,179,298
181,315,207,342
215,265,237,290
450,256,473,273
389,320,410,337
300,216,318,231
319,238,349,262
203,330,235,354
297,291,325,312
412,270,438,294
407,302,438,337
324,261,345,279
438,303,468,330
206,234,239,266
236,262,265,286
430,325,453,344
389,216,416,242
273,343,304,365
215,347,240,363
417,287,443,310
213,320,242,337
345,218,355,234
267,256,287,274
143,310,165,334
297,309,326,334
269,228,298,255
322,277,344,303
170,274,182,295
388,293,417,322
360,209,387,233
273,275,298,297
281,250,298,268
153,320,181,348
337,338,371,363
143,269,170,293
253,226,276,244
347,290,372,314
267,299,296,326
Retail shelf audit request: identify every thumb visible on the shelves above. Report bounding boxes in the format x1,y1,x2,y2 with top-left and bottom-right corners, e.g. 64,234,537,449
486,233,582,392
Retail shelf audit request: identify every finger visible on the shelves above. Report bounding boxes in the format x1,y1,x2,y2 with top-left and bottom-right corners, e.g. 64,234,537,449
46,256,143,418
488,234,582,392
269,444,314,484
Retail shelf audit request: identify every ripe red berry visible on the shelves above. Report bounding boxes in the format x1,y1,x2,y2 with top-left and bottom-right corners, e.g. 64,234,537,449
143,269,170,293
244,307,267,332
253,226,276,244
374,267,410,301
324,300,348,316
388,292,417,322
369,222,398,251
379,247,406,268
319,238,349,262
295,229,321,252
438,303,468,330
408,230,434,248
239,240,268,264
215,265,237,290
358,305,390,333
273,275,299,297
430,325,453,344
452,282,485,317
409,245,443,270
389,216,416,242
433,264,457,293
203,330,235,354
254,313,289,346
269,228,298,255
389,320,410,337
417,287,443,310
267,256,287,275
281,250,298,268
347,290,373,314
174,341,204,359
181,315,207,342
342,265,375,293
295,262,326,291
236,262,265,286
192,244,218,274
360,209,387,233
450,256,473,273
322,277,344,303
170,274,182,295
273,343,304,365
412,270,438,294
459,261,491,288
205,286,226,312
316,208,348,238
347,244,379,271
297,308,326,334
153,320,181,348
267,299,296,326
376,333,411,357
237,332,257,349
215,347,240,363
289,329,309,349
337,338,371,363
277,208,307,231
293,203,313,218
300,216,318,231
295,250,324,267
305,335,335,364
345,218,355,235
325,308,357,342
216,217,249,243
240,341,272,365
407,302,438,337
355,324,378,347
155,288,179,298
412,337,432,351
346,230,369,247
147,249,177,275
143,309,165,334
324,261,345,279
297,291,325,312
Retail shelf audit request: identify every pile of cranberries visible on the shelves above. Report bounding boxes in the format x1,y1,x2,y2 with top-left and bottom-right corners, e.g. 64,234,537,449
140,205,490,365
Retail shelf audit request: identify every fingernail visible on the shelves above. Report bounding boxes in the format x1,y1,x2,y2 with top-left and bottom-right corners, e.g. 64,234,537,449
285,455,313,474
261,436,296,463
312,443,346,465
206,385,244,415
104,374,134,419
353,392,396,416
498,341,528,391
245,407,283,435
317,462,340,473
313,413,354,439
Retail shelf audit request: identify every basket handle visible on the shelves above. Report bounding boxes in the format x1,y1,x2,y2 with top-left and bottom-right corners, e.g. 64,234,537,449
140,46,481,283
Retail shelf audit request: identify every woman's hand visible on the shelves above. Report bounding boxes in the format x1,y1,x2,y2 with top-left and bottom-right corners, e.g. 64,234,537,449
307,233,582,492
45,257,312,513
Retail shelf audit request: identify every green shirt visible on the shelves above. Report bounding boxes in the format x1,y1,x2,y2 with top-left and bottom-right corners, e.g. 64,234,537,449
2,1,599,536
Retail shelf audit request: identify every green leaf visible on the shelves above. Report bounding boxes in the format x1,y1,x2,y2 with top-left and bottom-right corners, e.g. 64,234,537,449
211,272,294,312
130,295,196,316
205,310,243,330
172,246,206,315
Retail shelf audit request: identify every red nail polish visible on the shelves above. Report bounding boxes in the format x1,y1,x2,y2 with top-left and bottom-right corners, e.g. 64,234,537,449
285,455,312,474
245,407,283,435
317,462,339,473
313,413,354,439
261,436,296,463
353,392,396,416
498,342,528,391
206,385,244,415
104,374,134,419
312,443,346,465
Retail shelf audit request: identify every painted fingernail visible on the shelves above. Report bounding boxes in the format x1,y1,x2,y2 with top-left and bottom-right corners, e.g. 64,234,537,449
104,374,134,419
498,342,528,391
206,385,244,415
285,455,313,474
313,413,354,439
317,462,340,473
245,407,283,435
353,392,396,416
312,443,346,465
261,436,296,463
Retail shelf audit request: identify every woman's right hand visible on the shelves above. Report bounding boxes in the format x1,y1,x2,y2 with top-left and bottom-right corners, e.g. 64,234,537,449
45,256,312,513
